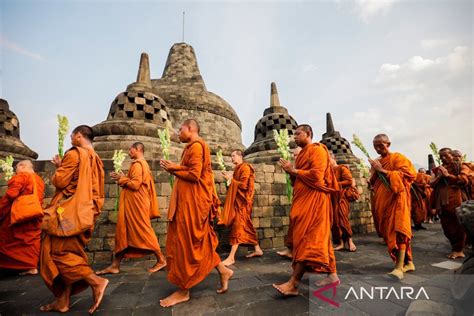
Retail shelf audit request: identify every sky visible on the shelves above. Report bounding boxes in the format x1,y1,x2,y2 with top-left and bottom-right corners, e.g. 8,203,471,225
1,0,472,166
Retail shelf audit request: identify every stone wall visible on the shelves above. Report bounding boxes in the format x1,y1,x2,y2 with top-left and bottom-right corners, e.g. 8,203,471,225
0,157,374,265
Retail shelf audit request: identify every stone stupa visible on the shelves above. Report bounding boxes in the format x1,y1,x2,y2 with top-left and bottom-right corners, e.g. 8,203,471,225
244,82,298,163
0,98,38,160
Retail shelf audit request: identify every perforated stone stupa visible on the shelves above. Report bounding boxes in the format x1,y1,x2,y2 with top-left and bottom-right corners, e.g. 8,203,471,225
92,53,172,159
244,82,298,163
0,98,38,160
320,113,358,164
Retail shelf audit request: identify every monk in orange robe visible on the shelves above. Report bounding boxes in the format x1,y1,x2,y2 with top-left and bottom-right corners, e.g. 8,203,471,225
276,146,301,260
329,153,357,252
220,149,263,266
159,119,233,307
0,160,44,275
411,168,430,231
431,148,469,259
273,124,339,296
369,134,416,280
96,142,166,275
40,125,108,314
452,149,473,201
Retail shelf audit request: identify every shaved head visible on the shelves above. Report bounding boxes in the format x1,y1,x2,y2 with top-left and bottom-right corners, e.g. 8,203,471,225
231,149,243,157
182,119,200,133
439,147,452,154
131,142,145,153
72,125,94,141
296,124,313,139
16,160,34,173
373,134,390,143
17,160,33,169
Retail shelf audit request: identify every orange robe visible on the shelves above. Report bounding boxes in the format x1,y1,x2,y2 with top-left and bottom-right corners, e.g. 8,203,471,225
431,162,469,252
222,162,258,246
166,138,221,289
331,165,354,244
290,143,339,273
0,173,45,270
40,147,104,297
411,173,430,225
370,152,416,263
114,158,162,258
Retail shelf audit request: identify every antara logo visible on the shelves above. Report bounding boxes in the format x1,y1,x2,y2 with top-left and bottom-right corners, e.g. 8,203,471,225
344,286,430,300
312,281,430,308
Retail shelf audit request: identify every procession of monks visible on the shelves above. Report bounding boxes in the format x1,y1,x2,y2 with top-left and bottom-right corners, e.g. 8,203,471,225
0,120,472,313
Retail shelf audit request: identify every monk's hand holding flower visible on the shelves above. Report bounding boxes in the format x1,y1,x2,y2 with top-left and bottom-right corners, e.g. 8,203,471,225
110,171,125,181
279,158,297,175
438,166,449,177
222,171,232,181
51,154,62,168
369,159,384,173
160,159,179,173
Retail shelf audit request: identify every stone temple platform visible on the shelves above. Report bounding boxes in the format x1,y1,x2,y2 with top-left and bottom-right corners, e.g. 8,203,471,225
0,222,472,316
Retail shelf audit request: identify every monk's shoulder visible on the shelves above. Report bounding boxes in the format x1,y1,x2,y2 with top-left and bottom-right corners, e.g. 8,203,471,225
188,140,205,156
8,173,28,186
391,152,413,165
62,147,81,166
312,143,329,157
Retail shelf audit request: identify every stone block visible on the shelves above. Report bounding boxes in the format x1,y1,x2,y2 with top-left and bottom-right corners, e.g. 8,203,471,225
108,210,118,224
264,173,274,183
271,217,283,228
252,217,259,227
87,238,103,251
260,238,272,249
98,224,116,238
261,206,273,217
104,238,115,251
264,228,274,238
262,164,275,173
94,251,113,264
272,237,284,248
274,173,287,184
269,195,280,206
256,195,269,207
255,172,265,183
259,183,272,195
282,216,289,226
158,183,171,196
259,217,271,228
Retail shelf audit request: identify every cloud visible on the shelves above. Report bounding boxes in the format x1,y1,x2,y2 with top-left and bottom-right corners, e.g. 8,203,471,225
375,45,471,91
335,0,399,23
420,38,451,49
0,35,46,61
342,45,473,165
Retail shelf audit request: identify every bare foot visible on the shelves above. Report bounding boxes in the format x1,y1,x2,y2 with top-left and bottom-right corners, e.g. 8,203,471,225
95,265,119,275
160,290,190,307
402,261,416,273
315,274,340,287
217,266,234,294
333,243,344,251
221,257,235,267
276,249,293,259
39,301,69,313
245,250,263,258
148,261,167,273
388,268,404,280
347,240,357,252
448,251,465,259
88,277,109,314
272,282,299,296
19,268,38,276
